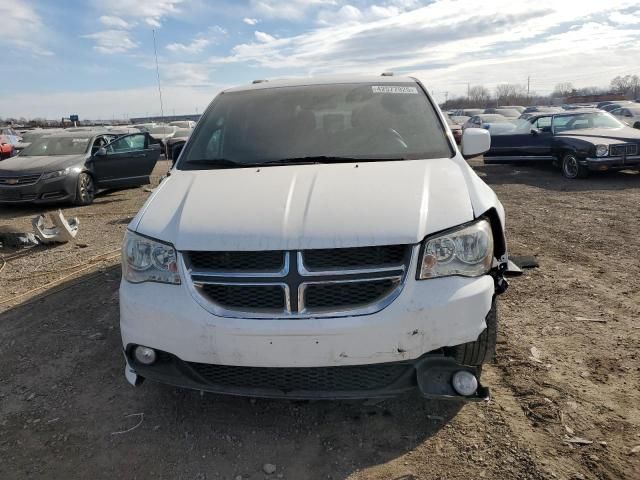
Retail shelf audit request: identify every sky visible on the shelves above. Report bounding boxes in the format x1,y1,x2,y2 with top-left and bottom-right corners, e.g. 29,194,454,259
1,0,639,119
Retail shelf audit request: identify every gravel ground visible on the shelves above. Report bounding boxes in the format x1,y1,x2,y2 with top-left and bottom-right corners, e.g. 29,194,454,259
0,159,638,479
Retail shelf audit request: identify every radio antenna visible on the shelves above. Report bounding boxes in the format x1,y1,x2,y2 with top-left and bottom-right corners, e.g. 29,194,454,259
152,29,165,123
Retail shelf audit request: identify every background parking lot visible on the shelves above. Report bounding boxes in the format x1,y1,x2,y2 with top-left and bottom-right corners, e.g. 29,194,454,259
0,159,638,480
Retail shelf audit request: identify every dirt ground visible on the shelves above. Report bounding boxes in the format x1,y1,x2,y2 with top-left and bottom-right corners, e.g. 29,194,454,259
0,159,638,480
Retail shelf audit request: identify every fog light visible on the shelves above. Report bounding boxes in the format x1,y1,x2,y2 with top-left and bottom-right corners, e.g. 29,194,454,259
134,346,157,365
451,370,478,397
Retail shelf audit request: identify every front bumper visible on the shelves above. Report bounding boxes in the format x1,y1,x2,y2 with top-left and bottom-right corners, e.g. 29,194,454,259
124,348,489,400
0,174,77,204
583,155,640,171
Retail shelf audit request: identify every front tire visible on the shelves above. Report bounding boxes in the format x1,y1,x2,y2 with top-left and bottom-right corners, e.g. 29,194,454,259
633,122,640,129
75,173,95,205
450,300,497,366
561,153,589,179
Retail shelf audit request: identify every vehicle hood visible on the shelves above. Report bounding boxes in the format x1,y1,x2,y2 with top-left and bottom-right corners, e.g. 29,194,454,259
556,126,640,144
0,154,86,174
131,158,479,251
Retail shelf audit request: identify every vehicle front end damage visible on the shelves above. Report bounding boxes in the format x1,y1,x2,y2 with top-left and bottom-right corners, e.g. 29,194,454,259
120,206,508,402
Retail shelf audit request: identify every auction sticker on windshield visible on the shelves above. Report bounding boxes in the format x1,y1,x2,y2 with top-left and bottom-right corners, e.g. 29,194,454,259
372,85,418,94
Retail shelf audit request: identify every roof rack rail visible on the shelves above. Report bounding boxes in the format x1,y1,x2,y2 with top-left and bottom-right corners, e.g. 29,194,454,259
381,72,394,76
252,79,268,84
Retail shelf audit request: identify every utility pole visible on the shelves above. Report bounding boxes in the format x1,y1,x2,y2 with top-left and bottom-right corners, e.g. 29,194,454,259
152,29,165,125
444,91,449,103
467,83,470,100
527,76,530,98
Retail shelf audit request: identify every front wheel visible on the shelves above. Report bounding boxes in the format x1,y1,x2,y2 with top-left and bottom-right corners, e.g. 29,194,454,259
633,122,640,129
75,173,95,205
561,153,589,179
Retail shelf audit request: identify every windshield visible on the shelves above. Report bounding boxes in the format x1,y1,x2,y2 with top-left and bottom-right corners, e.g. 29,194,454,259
21,136,89,156
179,83,452,169
495,109,520,118
553,112,623,132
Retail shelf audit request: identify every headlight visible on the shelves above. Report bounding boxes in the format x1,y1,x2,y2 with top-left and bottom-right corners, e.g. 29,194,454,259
595,144,609,157
122,230,180,284
41,167,71,180
418,219,494,279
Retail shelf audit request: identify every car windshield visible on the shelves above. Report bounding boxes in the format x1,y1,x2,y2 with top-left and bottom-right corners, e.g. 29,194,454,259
20,136,89,156
495,109,520,118
553,112,623,132
179,83,452,169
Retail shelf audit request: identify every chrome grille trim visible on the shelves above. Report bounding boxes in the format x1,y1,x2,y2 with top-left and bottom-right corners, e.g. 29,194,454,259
0,173,42,186
181,246,413,319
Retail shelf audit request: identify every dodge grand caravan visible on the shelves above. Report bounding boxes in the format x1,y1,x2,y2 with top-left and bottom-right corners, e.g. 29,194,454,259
120,75,508,401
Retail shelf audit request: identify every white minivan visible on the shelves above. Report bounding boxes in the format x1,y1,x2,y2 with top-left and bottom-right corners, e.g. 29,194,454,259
120,75,508,401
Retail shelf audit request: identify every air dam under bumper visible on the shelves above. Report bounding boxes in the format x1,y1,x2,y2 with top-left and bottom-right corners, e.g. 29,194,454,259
124,348,489,401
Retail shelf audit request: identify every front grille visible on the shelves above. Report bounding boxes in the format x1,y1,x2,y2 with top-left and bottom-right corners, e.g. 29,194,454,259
305,279,399,310
0,173,41,186
200,284,285,310
184,245,411,318
188,362,410,392
610,144,638,156
303,245,407,270
188,251,284,272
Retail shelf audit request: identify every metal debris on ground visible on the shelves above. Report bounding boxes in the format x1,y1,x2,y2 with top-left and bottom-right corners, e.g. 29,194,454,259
0,231,39,249
510,255,539,269
32,210,80,244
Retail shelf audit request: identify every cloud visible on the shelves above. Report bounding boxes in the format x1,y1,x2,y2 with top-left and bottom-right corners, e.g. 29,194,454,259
92,0,184,27
0,1,54,56
167,38,211,54
317,5,362,25
243,17,259,25
99,15,132,28
82,30,139,54
251,0,337,20
166,26,227,54
254,31,276,43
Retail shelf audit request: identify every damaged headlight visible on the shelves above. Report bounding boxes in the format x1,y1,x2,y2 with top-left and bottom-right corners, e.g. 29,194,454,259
122,230,180,284
418,219,493,279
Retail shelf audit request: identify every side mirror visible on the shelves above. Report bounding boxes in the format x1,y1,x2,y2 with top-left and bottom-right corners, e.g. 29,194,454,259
530,128,540,135
95,147,107,156
461,128,490,158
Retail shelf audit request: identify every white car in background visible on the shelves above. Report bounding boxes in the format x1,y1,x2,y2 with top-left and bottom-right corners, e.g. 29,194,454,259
463,114,516,135
120,75,509,402
610,105,640,129
169,120,196,129
148,125,178,155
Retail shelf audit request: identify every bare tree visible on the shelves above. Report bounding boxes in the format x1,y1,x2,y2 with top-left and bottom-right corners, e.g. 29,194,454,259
468,85,491,107
610,75,640,99
495,83,527,105
552,82,574,97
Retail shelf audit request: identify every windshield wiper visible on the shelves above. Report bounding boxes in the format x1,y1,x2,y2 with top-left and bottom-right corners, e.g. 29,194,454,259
185,156,408,169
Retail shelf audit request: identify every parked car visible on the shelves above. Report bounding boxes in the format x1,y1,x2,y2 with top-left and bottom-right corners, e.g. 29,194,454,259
148,124,178,156
0,131,160,204
463,114,516,134
499,105,525,114
452,108,483,117
483,108,520,118
610,105,640,128
522,106,562,115
450,115,470,125
442,113,463,144
166,128,193,161
601,101,633,112
120,75,508,402
484,110,640,178
131,123,156,133
0,127,21,159
169,120,196,129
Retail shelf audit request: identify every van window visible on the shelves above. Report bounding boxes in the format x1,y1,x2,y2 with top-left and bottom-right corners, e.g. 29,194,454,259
180,83,452,169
